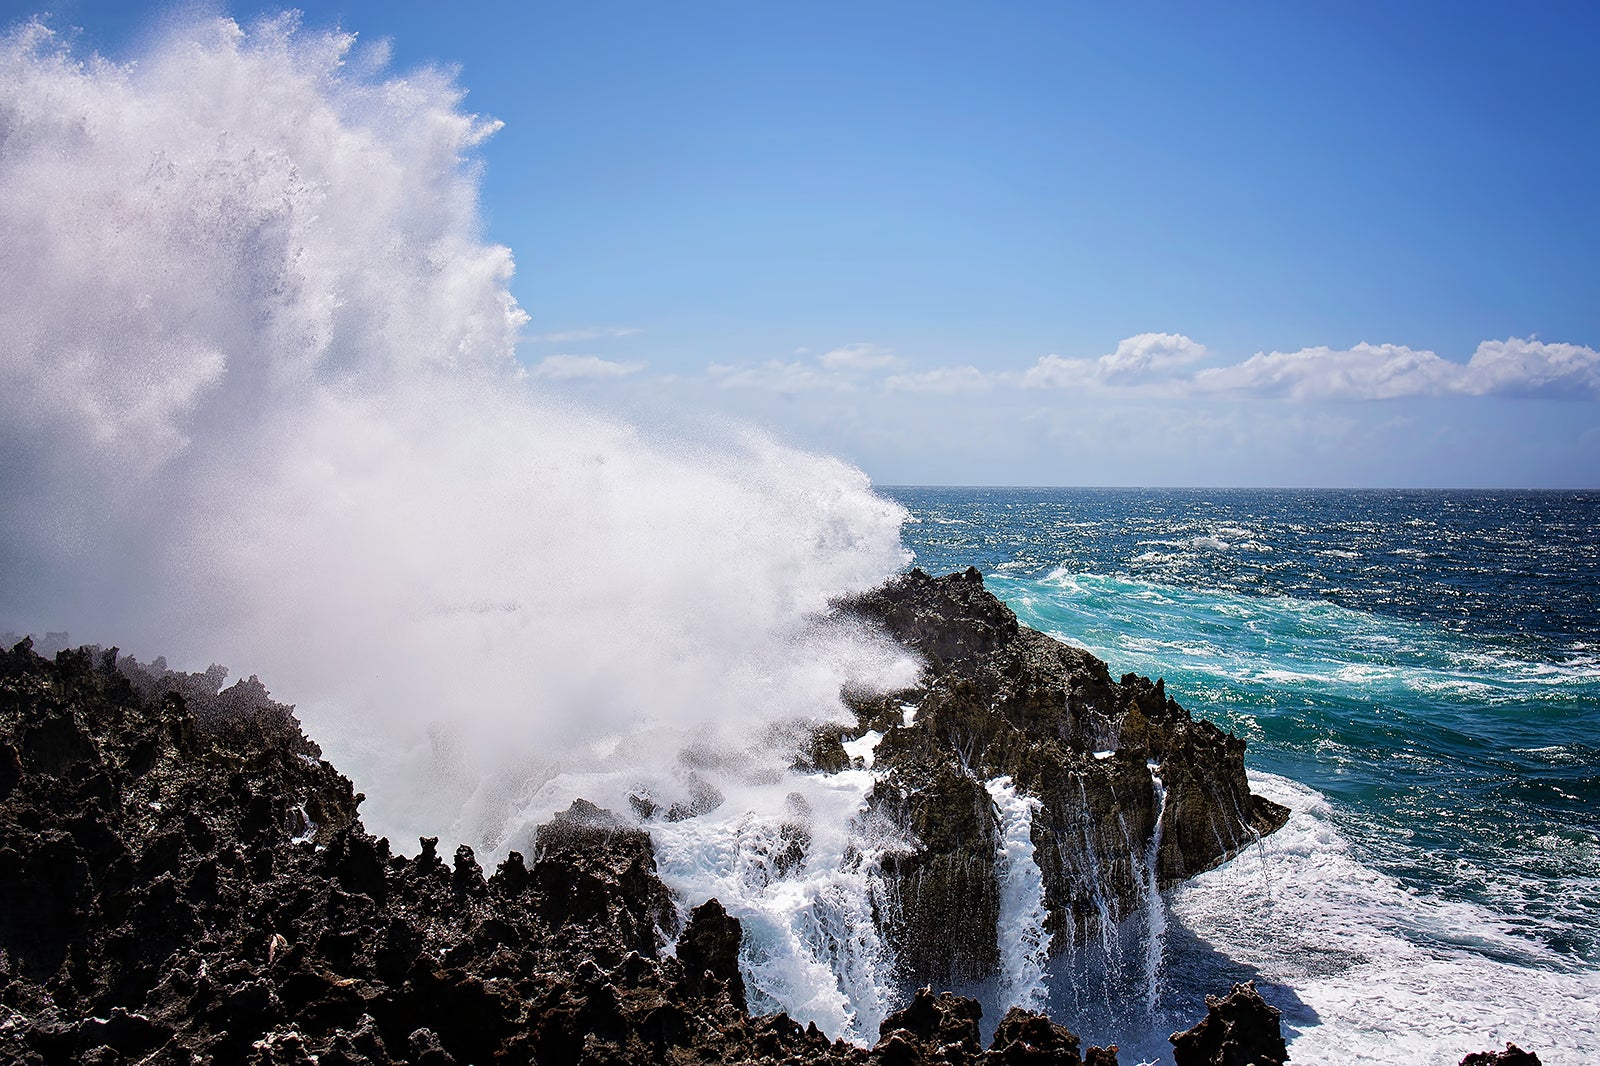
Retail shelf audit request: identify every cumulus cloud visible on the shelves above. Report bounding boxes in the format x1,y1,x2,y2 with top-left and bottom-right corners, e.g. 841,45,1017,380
1193,343,1458,400
1097,332,1210,380
527,354,646,380
697,334,1599,405
884,366,993,393
1018,354,1097,390
707,342,906,392
1460,337,1600,398
1191,338,1600,401
1022,332,1208,390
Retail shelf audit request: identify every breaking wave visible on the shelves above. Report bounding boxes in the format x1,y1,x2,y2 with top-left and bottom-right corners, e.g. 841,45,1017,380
0,13,917,858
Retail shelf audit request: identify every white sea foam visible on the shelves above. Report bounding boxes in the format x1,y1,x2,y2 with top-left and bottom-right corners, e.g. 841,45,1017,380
841,730,886,769
1169,773,1600,1065
0,15,918,858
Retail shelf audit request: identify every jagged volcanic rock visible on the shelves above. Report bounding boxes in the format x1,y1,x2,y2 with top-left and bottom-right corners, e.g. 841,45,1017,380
0,638,853,1065
0,636,1150,1065
840,568,1291,985
1168,981,1287,1066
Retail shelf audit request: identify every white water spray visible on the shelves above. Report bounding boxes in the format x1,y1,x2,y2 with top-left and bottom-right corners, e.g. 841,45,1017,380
987,775,1053,1013
1142,760,1169,1011
0,13,918,881
1169,773,1600,1066
650,758,905,1043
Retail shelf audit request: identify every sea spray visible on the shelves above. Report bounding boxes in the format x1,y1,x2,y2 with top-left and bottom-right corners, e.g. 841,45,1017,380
986,775,1052,1013
1166,772,1600,1066
0,15,918,867
1142,760,1169,1011
650,764,905,1043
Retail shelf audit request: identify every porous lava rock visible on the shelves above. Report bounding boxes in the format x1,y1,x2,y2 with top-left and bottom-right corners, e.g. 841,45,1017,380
1168,981,1287,1066
840,568,1291,985
0,638,854,1065
0,635,1144,1065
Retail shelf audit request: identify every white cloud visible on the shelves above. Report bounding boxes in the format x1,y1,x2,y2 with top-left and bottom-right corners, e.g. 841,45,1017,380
1460,337,1600,398
1020,354,1098,390
1190,337,1600,401
1097,332,1209,380
526,326,642,343
527,354,646,380
706,334,1600,405
884,365,993,393
707,342,903,392
1021,332,1208,390
818,342,905,371
1193,343,1457,400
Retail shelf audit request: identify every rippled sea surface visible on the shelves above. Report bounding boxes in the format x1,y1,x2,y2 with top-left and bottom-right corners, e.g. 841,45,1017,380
883,487,1600,1063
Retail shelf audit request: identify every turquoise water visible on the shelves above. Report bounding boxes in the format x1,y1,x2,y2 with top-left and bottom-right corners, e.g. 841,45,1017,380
884,487,1600,1062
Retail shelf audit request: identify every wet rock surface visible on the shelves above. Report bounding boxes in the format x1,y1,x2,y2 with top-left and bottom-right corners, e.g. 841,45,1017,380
840,568,1291,985
0,635,1149,1065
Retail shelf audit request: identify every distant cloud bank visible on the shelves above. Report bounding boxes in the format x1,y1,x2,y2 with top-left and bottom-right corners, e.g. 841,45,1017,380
1191,338,1600,400
686,334,1600,402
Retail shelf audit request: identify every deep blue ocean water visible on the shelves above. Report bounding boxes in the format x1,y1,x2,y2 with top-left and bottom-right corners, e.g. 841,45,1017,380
883,487,1600,1063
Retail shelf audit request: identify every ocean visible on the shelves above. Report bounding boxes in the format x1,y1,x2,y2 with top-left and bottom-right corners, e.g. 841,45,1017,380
882,486,1600,1064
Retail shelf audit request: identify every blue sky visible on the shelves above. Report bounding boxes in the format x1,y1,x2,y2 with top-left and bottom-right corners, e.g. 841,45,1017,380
14,1,1600,486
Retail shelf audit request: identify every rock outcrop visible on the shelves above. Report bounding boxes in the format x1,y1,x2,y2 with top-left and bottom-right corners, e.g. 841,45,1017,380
840,568,1290,985
1168,981,1287,1066
0,636,1129,1065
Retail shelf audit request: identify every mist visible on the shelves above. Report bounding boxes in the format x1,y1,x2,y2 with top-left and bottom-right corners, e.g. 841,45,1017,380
0,13,919,856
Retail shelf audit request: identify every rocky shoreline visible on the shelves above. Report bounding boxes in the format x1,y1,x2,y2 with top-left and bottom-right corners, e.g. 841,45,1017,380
0,570,1540,1064
835,568,1289,987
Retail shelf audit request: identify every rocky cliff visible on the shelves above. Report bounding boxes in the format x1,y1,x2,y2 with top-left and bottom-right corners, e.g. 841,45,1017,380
0,636,1135,1064
837,568,1290,986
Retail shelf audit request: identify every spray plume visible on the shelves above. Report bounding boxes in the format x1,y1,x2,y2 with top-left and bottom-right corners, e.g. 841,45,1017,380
0,13,918,856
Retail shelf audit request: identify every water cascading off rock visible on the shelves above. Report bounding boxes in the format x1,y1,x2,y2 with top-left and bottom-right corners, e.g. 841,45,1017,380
834,567,1290,996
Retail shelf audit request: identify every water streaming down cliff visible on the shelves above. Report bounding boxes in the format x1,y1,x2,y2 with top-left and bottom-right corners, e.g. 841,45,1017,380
647,765,905,1043
1143,762,1170,1012
837,568,1288,1047
986,776,1053,1014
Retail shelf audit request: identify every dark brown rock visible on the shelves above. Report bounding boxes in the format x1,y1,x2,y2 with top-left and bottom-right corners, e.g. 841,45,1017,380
0,597,1304,1066
984,1006,1083,1064
841,569,1289,983
674,898,747,1011
1168,981,1287,1066
0,638,883,1065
